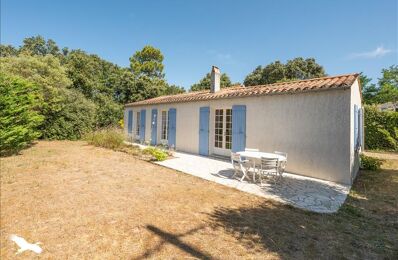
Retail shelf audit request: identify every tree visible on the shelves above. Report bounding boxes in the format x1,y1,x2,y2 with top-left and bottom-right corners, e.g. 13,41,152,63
40,87,97,140
361,66,398,105
243,66,262,86
244,57,326,86
129,46,165,79
0,45,18,57
128,45,169,99
65,49,119,99
285,58,325,80
375,65,398,104
0,54,71,89
261,61,286,84
379,65,398,87
360,73,378,104
0,73,44,155
374,84,398,104
19,35,61,56
94,94,123,128
163,84,185,95
0,54,98,139
190,73,232,91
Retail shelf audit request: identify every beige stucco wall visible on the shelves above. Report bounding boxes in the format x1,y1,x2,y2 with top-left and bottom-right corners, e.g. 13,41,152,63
349,79,363,182
125,86,357,184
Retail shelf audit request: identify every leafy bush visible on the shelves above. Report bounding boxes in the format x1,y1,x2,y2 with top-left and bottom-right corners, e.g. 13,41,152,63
360,154,383,171
41,88,96,140
84,128,125,150
94,94,123,128
0,54,97,140
143,147,168,161
364,105,398,151
0,73,44,156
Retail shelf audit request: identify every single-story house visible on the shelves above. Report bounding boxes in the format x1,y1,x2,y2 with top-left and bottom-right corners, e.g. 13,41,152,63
124,66,364,185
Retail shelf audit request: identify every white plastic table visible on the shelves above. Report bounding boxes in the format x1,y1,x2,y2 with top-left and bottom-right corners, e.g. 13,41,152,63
237,151,287,161
236,151,287,181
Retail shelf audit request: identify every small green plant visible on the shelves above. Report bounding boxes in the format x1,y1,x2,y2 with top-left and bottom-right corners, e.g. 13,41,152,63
84,128,125,150
143,147,168,161
360,154,383,171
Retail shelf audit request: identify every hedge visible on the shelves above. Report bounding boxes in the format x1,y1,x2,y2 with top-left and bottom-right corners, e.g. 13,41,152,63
0,73,44,156
364,105,398,151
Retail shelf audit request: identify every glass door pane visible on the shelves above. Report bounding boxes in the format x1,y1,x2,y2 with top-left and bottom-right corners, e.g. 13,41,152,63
214,109,223,148
225,109,232,149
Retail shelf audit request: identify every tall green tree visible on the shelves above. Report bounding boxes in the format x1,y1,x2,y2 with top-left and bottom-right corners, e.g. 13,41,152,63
285,58,325,80
129,45,165,79
19,35,61,56
361,66,398,104
128,46,168,99
0,54,97,139
360,73,378,104
163,84,185,95
243,66,263,86
0,45,18,57
379,65,398,87
65,49,118,99
190,73,232,91
243,57,326,86
0,73,44,155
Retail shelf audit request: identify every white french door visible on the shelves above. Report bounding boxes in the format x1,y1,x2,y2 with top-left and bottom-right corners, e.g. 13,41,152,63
213,108,232,156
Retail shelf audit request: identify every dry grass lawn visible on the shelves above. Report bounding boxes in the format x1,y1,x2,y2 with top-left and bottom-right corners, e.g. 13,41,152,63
1,141,397,259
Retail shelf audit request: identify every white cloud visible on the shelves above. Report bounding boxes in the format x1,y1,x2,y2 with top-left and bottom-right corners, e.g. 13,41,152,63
349,46,393,59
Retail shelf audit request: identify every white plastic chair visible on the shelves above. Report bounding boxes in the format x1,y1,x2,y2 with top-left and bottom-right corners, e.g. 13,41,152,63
259,157,280,184
274,151,287,174
231,152,251,181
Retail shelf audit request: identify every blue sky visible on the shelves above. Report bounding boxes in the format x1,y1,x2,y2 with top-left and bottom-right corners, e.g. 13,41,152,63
1,0,397,88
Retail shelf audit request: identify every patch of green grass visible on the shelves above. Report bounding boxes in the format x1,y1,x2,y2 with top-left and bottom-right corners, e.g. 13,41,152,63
143,147,168,161
360,154,383,171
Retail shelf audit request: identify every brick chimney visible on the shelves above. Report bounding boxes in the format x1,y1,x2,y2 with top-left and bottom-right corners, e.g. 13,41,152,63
210,66,221,93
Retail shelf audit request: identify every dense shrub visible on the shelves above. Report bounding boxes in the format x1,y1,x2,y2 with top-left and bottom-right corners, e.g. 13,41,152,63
364,105,398,151
0,55,97,140
360,154,383,171
41,88,96,139
94,94,123,128
84,128,125,150
0,73,44,156
143,147,168,161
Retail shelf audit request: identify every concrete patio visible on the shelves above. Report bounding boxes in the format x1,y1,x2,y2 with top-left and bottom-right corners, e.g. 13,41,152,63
156,151,351,213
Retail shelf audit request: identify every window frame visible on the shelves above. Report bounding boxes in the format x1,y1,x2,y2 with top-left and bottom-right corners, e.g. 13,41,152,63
136,111,141,137
161,110,168,141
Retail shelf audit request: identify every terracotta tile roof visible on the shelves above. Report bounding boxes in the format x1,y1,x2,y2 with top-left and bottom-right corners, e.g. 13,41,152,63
125,73,359,107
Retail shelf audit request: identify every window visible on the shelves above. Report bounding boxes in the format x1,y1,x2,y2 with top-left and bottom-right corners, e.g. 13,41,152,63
214,109,223,148
136,111,140,136
225,109,232,149
161,110,168,140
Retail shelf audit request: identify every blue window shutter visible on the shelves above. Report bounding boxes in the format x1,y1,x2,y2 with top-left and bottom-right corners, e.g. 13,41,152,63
232,105,246,152
168,108,177,148
151,109,158,145
127,110,133,134
199,107,210,155
140,109,146,142
354,105,358,150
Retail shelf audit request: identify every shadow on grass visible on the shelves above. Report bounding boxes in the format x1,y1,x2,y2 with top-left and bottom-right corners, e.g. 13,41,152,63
206,169,398,258
134,225,212,260
0,141,38,158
